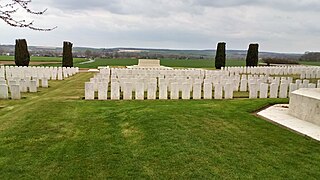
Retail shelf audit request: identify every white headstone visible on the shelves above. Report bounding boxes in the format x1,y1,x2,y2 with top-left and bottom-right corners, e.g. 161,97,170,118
240,79,248,92
135,82,145,100
296,79,302,89
98,82,108,100
147,82,157,100
289,83,298,93
203,83,212,99
34,77,40,87
41,78,49,88
269,83,278,98
85,82,95,100
123,82,133,100
29,80,37,93
19,79,28,92
182,83,191,100
302,80,309,88
57,71,63,80
111,82,120,100
159,83,168,100
279,83,288,98
224,83,233,99
0,84,8,99
249,83,258,99
10,84,21,100
170,83,179,100
192,83,202,100
214,84,223,99
259,83,268,99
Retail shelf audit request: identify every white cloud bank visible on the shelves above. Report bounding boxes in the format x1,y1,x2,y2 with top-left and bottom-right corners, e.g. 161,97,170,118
0,0,320,53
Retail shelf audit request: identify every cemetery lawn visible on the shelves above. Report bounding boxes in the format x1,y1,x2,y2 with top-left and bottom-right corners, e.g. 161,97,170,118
77,58,246,68
1,73,320,179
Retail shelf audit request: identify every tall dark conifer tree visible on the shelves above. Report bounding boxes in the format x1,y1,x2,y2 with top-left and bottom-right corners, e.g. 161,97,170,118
215,42,226,69
14,39,30,66
246,44,259,66
62,41,73,67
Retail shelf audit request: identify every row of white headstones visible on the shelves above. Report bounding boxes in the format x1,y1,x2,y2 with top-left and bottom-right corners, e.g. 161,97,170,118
85,66,320,100
0,66,79,99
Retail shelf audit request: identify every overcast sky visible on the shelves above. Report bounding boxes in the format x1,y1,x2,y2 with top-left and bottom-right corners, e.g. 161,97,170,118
1,0,320,53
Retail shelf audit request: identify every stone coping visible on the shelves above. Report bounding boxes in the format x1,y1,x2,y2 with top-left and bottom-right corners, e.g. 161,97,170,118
291,88,320,100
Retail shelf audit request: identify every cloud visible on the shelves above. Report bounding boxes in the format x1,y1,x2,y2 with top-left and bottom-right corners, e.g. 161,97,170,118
0,0,320,53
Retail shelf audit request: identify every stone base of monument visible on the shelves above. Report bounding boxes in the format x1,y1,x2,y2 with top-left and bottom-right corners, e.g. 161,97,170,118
257,88,320,142
258,104,320,141
127,59,173,69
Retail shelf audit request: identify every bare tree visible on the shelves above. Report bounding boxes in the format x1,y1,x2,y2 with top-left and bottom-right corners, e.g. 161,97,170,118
0,0,56,31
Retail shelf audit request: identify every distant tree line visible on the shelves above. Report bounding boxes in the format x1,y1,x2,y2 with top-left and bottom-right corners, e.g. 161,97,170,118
300,52,320,62
262,58,299,65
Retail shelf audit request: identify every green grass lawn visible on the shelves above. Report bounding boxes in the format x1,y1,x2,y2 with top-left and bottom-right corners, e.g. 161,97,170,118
0,55,86,65
299,61,320,66
2,55,319,68
76,58,246,68
0,73,320,179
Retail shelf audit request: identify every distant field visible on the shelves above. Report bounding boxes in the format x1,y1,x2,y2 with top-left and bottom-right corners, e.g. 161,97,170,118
299,61,320,66
76,58,246,68
0,56,86,65
1,55,319,68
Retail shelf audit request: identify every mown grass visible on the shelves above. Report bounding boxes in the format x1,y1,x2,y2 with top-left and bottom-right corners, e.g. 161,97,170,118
0,73,320,179
0,56,86,65
299,61,320,66
2,55,319,68
76,58,246,68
